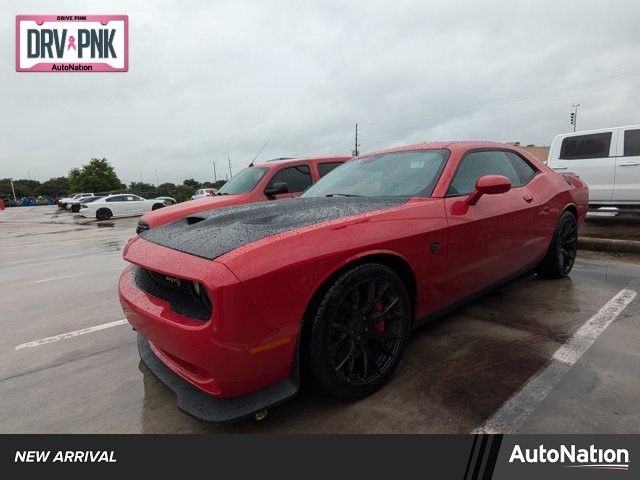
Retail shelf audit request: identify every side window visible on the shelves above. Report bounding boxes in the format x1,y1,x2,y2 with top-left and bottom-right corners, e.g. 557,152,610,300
268,165,312,192
624,129,640,157
560,132,612,159
448,151,521,196
317,162,343,178
106,196,124,202
505,152,538,185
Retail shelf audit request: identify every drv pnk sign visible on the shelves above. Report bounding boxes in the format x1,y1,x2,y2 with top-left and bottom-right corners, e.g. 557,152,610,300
16,15,128,72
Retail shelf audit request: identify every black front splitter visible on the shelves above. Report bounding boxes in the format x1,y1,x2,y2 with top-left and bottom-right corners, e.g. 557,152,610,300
137,333,299,423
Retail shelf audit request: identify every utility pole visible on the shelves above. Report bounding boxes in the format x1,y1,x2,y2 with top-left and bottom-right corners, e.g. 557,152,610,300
27,171,31,180
352,123,360,156
228,156,232,178
155,169,159,187
570,104,581,132
212,160,217,182
10,178,17,203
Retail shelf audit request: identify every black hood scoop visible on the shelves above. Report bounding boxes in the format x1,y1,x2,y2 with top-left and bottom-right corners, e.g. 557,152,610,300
139,197,407,260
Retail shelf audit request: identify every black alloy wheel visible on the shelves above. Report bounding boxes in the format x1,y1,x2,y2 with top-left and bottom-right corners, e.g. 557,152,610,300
305,263,411,399
538,210,578,278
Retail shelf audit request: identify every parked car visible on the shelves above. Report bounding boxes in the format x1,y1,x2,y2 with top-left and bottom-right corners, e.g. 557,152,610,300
191,188,218,200
154,196,177,206
58,193,94,210
79,194,167,220
119,141,588,422
70,196,104,213
548,125,640,209
136,156,351,233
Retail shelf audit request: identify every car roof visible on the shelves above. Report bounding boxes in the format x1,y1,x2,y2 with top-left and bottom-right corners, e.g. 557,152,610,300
254,155,351,168
359,141,523,157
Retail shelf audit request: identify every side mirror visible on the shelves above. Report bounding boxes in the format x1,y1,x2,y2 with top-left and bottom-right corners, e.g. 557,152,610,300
466,175,511,205
264,182,289,196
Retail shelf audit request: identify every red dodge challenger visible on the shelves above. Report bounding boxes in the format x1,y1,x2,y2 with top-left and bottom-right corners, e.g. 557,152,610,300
118,141,588,422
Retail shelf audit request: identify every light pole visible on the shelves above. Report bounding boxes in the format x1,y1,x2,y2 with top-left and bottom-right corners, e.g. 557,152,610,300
570,104,581,132
10,178,17,203
212,160,217,182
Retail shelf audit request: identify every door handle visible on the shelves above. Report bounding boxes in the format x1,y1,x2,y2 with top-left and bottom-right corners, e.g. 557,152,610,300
553,166,568,170
620,162,640,166
523,193,533,203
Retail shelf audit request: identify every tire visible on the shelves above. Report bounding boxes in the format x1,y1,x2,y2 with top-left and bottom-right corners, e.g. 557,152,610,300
96,208,113,221
151,203,165,211
304,263,411,399
537,210,578,278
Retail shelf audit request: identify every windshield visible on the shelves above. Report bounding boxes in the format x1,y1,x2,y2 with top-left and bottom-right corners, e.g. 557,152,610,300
217,167,267,195
302,149,449,198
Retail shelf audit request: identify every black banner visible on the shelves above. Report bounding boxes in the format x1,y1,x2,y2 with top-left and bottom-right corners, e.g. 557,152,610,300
1,435,636,479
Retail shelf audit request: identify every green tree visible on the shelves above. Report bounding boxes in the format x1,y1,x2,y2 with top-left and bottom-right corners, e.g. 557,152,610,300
182,178,201,189
68,158,122,193
0,178,40,198
37,177,69,196
128,182,158,199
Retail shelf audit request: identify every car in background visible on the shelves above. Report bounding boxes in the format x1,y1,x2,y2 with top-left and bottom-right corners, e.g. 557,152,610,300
119,141,587,421
58,193,94,210
155,196,177,206
136,155,351,233
79,194,167,220
70,195,104,213
191,188,218,200
548,125,640,209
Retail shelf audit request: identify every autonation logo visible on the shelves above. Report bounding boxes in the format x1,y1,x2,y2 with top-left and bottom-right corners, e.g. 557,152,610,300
510,444,630,471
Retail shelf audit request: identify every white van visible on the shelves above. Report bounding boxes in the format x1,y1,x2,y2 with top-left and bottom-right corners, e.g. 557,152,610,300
548,125,640,208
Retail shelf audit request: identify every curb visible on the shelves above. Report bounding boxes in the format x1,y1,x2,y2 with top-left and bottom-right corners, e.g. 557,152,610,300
578,237,640,255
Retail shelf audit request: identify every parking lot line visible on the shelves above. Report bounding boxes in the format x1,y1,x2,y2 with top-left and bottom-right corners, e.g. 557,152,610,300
472,285,638,434
14,319,129,351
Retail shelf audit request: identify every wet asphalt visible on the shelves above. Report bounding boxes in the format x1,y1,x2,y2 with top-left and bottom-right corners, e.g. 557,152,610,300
0,206,639,433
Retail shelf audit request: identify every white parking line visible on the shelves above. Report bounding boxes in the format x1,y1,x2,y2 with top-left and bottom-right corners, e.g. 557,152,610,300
14,319,129,351
34,274,83,283
473,286,637,434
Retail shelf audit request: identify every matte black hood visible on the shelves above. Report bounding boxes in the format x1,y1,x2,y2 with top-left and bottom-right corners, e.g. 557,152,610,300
139,197,407,260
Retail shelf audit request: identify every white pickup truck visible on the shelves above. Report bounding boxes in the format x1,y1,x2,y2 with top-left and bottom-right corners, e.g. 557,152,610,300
547,125,640,209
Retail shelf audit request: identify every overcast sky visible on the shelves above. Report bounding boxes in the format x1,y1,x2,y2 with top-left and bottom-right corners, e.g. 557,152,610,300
2,0,640,185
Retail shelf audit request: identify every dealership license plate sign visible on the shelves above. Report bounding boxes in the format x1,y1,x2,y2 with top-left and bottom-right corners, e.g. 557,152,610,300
16,15,128,72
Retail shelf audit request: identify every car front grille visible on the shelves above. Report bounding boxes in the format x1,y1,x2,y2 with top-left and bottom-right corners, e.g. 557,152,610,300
133,266,212,321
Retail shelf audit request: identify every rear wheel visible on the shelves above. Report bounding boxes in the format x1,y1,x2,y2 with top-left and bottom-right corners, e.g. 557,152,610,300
304,263,411,399
537,211,578,278
96,208,113,221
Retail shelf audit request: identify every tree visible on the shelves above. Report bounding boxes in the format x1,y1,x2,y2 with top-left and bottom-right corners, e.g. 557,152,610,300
128,182,158,199
68,158,122,193
37,177,69,196
0,178,40,198
183,178,201,189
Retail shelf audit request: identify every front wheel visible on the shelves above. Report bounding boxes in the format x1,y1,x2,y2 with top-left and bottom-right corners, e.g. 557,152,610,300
151,203,165,211
304,263,411,399
537,211,578,278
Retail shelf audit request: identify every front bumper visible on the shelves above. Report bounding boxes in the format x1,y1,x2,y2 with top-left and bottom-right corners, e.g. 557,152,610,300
119,236,299,405
138,333,298,422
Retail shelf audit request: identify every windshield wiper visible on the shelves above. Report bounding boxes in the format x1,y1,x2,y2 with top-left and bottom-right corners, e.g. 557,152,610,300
216,192,230,196
325,193,364,197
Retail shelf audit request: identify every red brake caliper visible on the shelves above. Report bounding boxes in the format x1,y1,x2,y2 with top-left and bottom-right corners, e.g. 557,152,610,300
374,301,385,333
